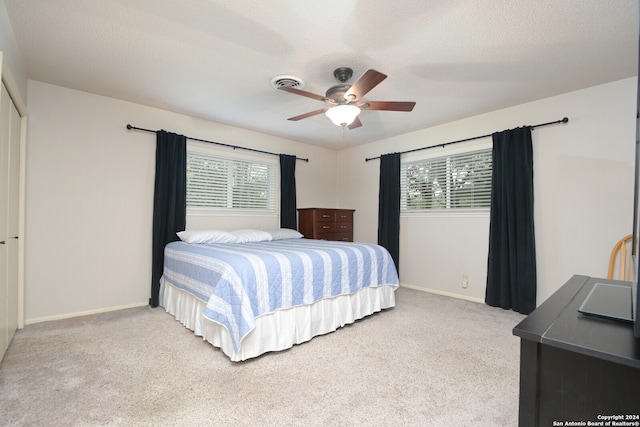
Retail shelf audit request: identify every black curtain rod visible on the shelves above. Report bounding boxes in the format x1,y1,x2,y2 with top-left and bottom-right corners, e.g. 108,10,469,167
126,124,309,162
364,117,569,162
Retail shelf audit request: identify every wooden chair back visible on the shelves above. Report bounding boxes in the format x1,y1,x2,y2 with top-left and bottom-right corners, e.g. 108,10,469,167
608,234,634,281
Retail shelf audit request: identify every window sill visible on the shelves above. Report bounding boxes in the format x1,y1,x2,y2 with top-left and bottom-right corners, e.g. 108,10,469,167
401,209,489,218
187,208,278,217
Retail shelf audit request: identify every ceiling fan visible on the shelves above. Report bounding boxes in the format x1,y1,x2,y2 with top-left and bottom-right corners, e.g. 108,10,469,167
278,67,416,129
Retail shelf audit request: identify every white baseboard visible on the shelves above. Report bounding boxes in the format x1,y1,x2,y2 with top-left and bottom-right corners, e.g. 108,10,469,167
25,301,149,326
399,283,485,304
24,285,484,326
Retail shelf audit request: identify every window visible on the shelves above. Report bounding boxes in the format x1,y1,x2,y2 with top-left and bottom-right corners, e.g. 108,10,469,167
401,148,492,211
186,149,277,212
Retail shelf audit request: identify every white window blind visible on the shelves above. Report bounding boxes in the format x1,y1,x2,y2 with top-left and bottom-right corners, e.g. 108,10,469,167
186,151,276,211
401,148,492,211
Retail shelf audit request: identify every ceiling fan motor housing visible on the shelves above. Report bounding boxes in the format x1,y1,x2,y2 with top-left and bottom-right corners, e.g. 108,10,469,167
324,67,354,103
325,84,351,103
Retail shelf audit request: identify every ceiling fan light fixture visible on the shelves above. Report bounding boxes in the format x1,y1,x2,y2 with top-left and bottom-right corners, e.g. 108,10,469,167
325,104,361,127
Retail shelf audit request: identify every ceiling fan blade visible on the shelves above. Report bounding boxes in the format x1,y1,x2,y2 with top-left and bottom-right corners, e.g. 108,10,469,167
278,86,328,102
348,117,363,129
345,69,387,100
287,108,327,121
360,101,416,111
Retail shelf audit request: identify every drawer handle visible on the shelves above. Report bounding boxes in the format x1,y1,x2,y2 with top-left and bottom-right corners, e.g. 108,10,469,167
322,214,330,218
322,225,330,229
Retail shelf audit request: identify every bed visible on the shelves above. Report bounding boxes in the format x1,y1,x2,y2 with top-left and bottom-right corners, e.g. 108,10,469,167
159,229,399,361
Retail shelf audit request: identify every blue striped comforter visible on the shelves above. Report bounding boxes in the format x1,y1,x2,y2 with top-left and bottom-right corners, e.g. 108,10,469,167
161,238,399,351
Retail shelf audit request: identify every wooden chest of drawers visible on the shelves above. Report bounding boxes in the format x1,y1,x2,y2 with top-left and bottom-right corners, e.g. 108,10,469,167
297,208,355,242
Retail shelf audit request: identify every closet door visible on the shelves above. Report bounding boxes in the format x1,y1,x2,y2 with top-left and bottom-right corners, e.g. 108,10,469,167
7,83,19,346
0,82,10,358
0,81,19,360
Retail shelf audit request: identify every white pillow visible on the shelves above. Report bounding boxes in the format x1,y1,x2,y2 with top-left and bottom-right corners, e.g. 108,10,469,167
177,230,237,244
267,228,303,240
230,229,273,243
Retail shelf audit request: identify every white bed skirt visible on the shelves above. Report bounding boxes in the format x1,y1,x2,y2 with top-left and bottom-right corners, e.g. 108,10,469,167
160,280,396,362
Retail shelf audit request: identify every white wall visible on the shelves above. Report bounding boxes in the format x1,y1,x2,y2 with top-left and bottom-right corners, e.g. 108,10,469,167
24,81,337,323
338,78,637,305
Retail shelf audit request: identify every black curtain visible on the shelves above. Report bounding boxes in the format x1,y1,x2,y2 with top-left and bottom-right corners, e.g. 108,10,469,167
378,153,401,271
279,154,297,229
485,126,537,315
150,130,186,307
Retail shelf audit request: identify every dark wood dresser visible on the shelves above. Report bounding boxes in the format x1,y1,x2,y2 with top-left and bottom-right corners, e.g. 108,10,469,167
513,275,640,426
297,208,355,242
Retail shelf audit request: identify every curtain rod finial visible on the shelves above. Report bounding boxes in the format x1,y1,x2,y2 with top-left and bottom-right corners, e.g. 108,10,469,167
126,124,132,129
562,117,569,123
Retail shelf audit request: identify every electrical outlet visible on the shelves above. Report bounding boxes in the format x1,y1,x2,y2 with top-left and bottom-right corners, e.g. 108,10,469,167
462,274,469,288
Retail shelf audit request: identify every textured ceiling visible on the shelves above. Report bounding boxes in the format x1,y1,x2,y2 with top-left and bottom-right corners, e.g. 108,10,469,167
4,0,639,149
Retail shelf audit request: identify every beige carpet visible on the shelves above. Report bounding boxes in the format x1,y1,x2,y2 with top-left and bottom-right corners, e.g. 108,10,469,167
0,287,525,426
